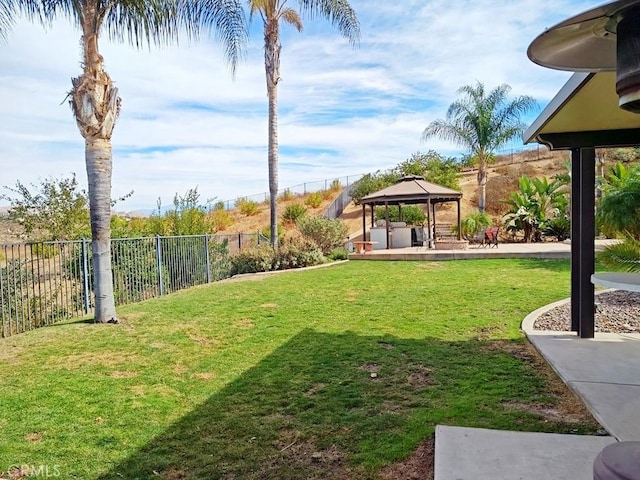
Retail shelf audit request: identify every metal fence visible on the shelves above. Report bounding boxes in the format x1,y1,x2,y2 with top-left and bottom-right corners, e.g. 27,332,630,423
0,233,266,338
219,173,365,210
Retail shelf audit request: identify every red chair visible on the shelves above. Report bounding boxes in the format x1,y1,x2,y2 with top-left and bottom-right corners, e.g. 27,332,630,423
483,227,499,248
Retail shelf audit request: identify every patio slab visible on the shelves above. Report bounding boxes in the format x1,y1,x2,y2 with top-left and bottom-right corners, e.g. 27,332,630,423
434,425,616,480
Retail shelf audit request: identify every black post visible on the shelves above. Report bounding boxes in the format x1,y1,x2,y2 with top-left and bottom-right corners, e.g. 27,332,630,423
457,199,462,241
362,204,366,241
385,201,390,249
578,147,596,339
570,149,581,332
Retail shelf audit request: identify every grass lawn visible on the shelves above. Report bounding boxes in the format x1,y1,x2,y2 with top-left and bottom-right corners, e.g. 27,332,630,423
0,259,600,479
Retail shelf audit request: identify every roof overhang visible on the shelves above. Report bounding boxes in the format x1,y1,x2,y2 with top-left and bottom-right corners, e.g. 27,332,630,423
524,71,640,149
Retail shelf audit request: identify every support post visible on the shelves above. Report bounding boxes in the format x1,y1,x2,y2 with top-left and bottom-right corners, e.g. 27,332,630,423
81,238,91,314
457,199,462,241
385,201,390,249
578,147,596,339
362,204,366,241
570,148,596,338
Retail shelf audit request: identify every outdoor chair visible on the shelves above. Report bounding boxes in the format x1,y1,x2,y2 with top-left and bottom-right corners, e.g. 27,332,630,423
482,227,499,248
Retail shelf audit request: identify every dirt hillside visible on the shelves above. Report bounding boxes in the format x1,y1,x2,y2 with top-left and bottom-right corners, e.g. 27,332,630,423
0,149,569,244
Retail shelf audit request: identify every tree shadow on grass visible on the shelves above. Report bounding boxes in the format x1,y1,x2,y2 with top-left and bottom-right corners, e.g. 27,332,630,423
99,330,599,480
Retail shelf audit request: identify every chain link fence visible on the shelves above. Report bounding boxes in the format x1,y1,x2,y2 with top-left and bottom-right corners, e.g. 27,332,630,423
220,173,365,210
0,233,265,338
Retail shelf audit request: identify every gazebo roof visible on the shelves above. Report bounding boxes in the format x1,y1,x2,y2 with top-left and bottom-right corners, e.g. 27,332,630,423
360,176,462,205
524,71,640,149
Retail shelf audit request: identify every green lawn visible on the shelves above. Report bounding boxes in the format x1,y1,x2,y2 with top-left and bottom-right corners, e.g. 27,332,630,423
0,259,599,479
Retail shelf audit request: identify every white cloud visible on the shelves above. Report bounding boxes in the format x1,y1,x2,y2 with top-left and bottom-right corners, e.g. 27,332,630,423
0,1,594,211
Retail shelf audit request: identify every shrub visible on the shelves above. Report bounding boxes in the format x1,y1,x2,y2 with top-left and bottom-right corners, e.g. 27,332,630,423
236,198,260,217
229,246,274,275
297,216,348,255
273,238,324,270
321,189,334,200
543,216,571,241
328,247,349,260
458,211,492,241
374,206,426,225
283,203,308,224
279,189,295,202
229,238,323,275
304,192,323,209
208,209,234,232
329,179,342,192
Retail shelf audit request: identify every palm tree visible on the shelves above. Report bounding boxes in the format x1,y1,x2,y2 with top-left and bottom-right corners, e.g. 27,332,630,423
0,0,14,41
7,0,246,323
248,0,359,249
422,82,536,213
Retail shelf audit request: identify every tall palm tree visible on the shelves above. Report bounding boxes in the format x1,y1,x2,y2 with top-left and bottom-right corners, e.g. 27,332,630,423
248,0,359,249
0,0,14,41
422,82,536,213
7,0,246,323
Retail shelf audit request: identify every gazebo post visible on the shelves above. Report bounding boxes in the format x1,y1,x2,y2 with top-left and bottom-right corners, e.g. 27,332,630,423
432,203,437,239
385,201,390,250
362,204,366,242
426,198,432,248
457,199,462,241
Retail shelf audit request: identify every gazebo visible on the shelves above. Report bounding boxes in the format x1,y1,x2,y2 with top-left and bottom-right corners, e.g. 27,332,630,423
359,176,463,249
526,0,640,339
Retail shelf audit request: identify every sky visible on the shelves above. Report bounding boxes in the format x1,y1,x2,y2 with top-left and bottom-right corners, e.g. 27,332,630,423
0,0,595,212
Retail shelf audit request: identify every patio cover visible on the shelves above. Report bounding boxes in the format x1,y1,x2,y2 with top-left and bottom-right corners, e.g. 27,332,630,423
524,71,640,338
359,176,463,248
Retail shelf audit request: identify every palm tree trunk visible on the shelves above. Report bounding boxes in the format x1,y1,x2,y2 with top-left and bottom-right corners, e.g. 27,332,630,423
265,19,281,250
71,13,120,323
477,159,488,213
86,139,118,322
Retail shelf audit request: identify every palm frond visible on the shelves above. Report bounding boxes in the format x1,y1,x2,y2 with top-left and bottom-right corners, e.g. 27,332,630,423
280,7,302,31
598,238,640,272
297,0,359,45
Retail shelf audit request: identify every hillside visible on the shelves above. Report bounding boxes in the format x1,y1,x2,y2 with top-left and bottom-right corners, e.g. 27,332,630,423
0,148,569,244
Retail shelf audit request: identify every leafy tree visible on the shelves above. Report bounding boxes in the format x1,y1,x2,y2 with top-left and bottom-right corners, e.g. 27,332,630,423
6,0,247,323
374,206,425,225
597,162,640,239
2,174,90,241
350,171,399,205
502,175,567,242
422,82,536,212
248,0,359,249
391,151,461,190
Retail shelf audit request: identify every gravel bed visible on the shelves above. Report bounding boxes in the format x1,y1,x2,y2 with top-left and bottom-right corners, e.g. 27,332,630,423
534,290,640,333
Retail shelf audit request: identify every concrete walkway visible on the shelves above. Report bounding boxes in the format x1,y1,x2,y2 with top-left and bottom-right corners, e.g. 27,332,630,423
434,298,640,480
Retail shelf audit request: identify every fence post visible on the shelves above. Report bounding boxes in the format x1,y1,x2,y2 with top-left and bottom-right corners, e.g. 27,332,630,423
205,235,211,283
156,236,164,296
81,239,91,314
238,233,242,251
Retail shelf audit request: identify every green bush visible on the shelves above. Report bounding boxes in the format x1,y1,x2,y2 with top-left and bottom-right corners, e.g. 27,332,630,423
543,216,571,242
458,210,492,240
229,246,274,275
229,240,323,275
283,203,308,224
374,206,426,225
328,247,349,260
304,192,323,209
209,209,234,232
273,239,324,270
296,216,348,255
236,198,260,217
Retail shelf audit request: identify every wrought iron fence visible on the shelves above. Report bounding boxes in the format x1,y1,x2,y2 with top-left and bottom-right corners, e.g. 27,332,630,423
0,233,263,338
